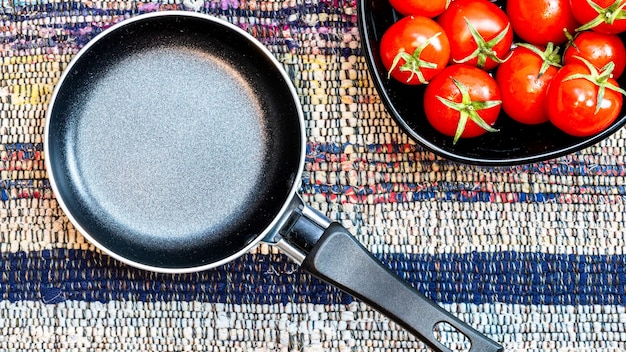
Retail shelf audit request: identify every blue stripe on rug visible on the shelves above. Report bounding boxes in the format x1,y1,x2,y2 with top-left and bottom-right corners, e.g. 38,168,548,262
306,143,626,177
0,250,624,306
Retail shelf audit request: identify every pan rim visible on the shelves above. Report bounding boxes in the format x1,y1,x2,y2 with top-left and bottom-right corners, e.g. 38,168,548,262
44,10,306,274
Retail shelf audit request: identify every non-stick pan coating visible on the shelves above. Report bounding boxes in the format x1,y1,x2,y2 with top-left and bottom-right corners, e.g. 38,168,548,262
46,14,303,269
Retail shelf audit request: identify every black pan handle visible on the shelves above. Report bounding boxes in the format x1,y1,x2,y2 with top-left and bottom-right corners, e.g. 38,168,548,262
276,202,502,352
300,223,502,352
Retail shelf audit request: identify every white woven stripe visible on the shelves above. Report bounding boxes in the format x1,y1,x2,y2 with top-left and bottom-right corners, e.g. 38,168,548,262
332,197,626,256
0,300,624,351
2,193,624,257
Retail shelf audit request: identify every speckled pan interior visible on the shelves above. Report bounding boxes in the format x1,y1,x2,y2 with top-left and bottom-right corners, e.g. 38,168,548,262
46,13,303,270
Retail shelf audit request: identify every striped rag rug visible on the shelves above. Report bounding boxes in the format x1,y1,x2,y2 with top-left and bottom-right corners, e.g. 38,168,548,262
1,0,626,351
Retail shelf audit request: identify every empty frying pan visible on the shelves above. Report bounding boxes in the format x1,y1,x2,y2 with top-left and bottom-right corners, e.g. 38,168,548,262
44,11,502,352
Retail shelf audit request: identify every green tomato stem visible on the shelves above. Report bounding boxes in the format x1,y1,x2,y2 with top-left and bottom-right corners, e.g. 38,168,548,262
515,42,562,78
576,0,626,31
388,32,443,84
563,56,626,114
453,18,511,69
436,78,501,144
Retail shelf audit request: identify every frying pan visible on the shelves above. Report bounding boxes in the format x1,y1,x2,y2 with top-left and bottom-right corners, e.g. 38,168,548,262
45,11,502,352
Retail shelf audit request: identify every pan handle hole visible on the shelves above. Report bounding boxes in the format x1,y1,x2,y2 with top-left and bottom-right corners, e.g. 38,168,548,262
433,321,471,352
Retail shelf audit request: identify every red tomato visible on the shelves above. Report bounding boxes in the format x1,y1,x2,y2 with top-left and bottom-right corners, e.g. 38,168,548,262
546,60,625,136
437,0,513,71
379,16,451,85
424,64,502,143
563,31,626,78
570,0,626,34
388,0,450,18
496,44,562,125
507,0,579,45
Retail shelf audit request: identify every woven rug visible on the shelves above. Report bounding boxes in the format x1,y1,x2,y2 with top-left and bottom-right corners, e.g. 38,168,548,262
1,0,625,351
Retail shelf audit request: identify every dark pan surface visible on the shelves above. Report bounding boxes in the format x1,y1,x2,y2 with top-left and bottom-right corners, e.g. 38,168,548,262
46,13,303,270
357,0,626,165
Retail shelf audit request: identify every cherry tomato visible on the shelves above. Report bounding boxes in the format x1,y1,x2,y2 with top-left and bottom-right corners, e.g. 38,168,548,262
507,0,579,45
437,0,513,71
546,60,625,136
388,0,450,18
496,44,562,125
563,31,626,78
570,0,626,34
380,16,451,85
424,64,502,143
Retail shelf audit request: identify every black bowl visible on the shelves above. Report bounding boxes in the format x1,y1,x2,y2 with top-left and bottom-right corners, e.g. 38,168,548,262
357,0,626,166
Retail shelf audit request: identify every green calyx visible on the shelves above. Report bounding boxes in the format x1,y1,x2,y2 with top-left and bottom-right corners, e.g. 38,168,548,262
576,0,626,32
436,78,501,144
563,56,626,114
454,17,511,69
515,42,562,78
564,29,579,51
388,32,443,84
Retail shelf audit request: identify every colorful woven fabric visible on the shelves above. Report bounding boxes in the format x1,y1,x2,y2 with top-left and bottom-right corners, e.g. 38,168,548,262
1,0,626,351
